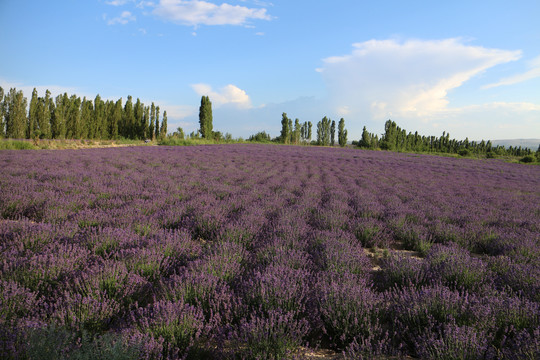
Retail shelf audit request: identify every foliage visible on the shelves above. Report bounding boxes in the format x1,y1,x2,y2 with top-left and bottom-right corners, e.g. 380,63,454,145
0,86,166,141
198,96,213,139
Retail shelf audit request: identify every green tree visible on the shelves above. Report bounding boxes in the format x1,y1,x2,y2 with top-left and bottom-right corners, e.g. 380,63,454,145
52,94,68,139
154,106,160,140
307,121,312,142
160,111,167,138
330,120,336,146
149,102,156,140
294,118,301,144
199,96,213,138
122,95,134,138
143,105,150,139
39,90,53,139
0,86,5,137
316,116,331,146
134,98,144,139
280,112,290,144
110,98,122,139
94,94,107,139
359,126,371,148
338,118,347,147
81,97,93,139
174,126,185,139
5,88,28,139
27,88,39,139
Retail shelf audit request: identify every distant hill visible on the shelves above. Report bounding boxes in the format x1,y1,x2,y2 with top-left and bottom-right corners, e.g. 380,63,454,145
490,139,540,150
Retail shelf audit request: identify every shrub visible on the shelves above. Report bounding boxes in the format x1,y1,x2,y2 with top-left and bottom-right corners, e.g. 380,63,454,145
520,155,535,163
318,273,383,350
230,309,309,360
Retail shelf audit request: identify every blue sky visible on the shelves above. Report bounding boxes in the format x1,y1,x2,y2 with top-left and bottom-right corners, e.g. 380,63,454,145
1,0,539,141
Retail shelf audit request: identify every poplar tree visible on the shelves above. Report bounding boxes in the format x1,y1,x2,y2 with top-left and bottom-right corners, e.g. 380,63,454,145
0,87,5,137
280,112,290,144
143,106,150,139
199,96,213,138
331,120,336,146
294,118,301,144
134,98,143,139
160,111,167,138
338,118,347,147
52,94,67,139
110,98,122,139
149,103,156,140
154,106,160,140
307,121,312,142
123,96,134,138
5,88,28,139
316,117,331,146
27,88,39,139
94,94,106,139
38,90,52,139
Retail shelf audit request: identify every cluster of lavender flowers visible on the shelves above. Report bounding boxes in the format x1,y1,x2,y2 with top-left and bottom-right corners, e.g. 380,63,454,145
1,144,538,359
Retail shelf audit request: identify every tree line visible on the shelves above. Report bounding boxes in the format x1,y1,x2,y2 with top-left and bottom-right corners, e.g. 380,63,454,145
0,87,168,140
275,113,347,147
354,119,536,157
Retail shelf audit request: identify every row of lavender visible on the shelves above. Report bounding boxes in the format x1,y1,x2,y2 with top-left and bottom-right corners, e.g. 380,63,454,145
1,144,539,359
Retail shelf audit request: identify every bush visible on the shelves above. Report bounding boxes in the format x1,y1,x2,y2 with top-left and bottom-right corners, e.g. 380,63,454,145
25,325,141,360
520,155,535,163
230,310,310,360
457,148,470,156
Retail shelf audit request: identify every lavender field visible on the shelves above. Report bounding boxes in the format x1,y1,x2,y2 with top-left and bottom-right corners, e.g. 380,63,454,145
1,144,539,359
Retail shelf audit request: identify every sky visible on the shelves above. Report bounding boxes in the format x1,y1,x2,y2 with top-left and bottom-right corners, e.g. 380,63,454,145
1,0,539,141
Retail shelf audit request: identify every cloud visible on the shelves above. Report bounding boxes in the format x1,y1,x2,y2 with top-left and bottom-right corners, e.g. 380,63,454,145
319,38,521,121
152,0,272,26
106,11,136,25
483,55,540,89
0,78,82,99
106,0,131,6
191,83,252,108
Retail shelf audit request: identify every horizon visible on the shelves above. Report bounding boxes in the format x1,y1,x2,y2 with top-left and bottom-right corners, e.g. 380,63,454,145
1,0,539,141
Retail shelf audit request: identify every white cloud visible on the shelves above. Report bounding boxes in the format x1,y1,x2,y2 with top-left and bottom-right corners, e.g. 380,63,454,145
152,0,272,26
483,55,540,89
106,11,136,25
319,38,521,121
106,0,131,6
191,83,252,108
0,78,81,99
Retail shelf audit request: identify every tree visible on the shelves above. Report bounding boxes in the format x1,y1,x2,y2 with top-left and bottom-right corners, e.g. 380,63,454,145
316,116,331,146
27,88,39,139
294,118,301,144
307,121,312,142
331,120,336,146
123,95,134,138
143,106,150,139
174,126,185,139
149,103,156,140
280,112,290,144
0,86,5,137
154,106,160,140
199,96,213,138
338,118,347,147
38,90,52,139
5,88,28,139
359,126,371,148
160,111,167,138
134,98,144,139
110,98,122,139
